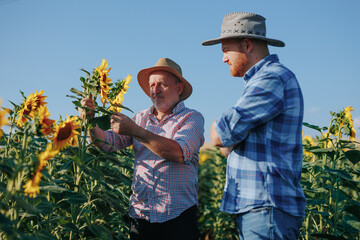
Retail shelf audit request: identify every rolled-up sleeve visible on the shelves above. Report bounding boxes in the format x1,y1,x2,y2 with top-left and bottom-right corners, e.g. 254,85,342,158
215,73,285,147
101,130,133,152
174,111,205,164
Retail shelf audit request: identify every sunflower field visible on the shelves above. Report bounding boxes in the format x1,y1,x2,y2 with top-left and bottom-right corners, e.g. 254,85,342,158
1,60,360,240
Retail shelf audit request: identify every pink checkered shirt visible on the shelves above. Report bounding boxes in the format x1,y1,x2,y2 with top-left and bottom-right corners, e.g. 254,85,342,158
102,101,204,223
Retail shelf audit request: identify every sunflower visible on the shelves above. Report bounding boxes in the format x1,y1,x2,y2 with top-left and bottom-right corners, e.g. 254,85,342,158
33,90,47,110
303,135,315,158
109,75,132,112
350,127,356,141
109,93,124,112
23,171,42,198
23,143,59,198
344,106,354,125
37,105,55,138
16,90,47,127
122,74,132,93
95,59,112,105
0,99,9,138
51,115,81,150
198,152,211,165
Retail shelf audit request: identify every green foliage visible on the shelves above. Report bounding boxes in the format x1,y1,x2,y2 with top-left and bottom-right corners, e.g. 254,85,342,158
0,110,134,239
198,149,239,240
300,108,360,240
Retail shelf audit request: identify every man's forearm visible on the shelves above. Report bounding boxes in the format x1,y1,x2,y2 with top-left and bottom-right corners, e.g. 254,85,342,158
132,126,184,164
211,120,223,147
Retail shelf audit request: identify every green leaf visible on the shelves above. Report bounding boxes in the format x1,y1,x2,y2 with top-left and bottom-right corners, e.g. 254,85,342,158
310,147,335,153
92,114,111,130
303,122,327,132
345,150,360,165
36,199,54,215
86,224,112,240
344,204,360,220
69,88,85,98
39,185,68,193
80,68,90,76
108,102,134,113
323,168,359,182
310,233,346,240
16,198,40,215
63,192,87,204
62,223,82,234
344,213,360,231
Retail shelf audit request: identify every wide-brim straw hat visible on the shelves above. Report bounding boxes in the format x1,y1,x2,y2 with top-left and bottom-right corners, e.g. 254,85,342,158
137,58,192,101
202,12,285,47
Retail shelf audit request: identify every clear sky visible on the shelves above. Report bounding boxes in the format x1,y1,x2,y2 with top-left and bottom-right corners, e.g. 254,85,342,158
1,0,359,142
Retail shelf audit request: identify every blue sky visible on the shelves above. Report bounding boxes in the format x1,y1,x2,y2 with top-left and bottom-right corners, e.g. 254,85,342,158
1,0,359,142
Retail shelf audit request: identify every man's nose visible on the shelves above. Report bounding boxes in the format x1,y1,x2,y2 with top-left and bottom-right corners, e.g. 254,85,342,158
222,54,228,63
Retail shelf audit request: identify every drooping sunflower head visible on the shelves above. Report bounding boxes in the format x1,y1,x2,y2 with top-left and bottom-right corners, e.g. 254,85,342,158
51,115,81,150
122,74,132,93
16,96,37,127
33,90,47,110
23,171,42,198
37,105,55,138
343,106,354,127
38,143,59,171
350,127,356,141
0,99,9,138
95,59,112,105
16,90,47,127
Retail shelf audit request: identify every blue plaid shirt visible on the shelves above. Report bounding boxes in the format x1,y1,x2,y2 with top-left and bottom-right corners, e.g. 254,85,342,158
215,54,306,217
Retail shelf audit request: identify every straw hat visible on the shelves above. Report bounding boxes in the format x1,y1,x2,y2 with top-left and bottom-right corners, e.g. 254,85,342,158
137,58,192,101
202,12,285,47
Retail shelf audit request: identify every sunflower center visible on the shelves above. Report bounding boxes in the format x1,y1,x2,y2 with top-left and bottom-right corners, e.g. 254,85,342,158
57,123,72,141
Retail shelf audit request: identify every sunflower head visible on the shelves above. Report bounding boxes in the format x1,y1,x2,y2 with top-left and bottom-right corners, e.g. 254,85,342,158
95,59,112,105
23,171,43,198
0,100,9,138
51,115,81,150
16,90,47,127
108,75,133,112
38,143,59,171
37,105,55,138
198,152,211,165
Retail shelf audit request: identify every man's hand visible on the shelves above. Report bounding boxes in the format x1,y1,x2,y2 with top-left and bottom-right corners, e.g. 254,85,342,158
78,95,95,120
110,113,138,136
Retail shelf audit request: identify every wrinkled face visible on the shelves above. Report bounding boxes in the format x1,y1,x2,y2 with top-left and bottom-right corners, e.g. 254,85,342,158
222,39,250,77
149,71,184,115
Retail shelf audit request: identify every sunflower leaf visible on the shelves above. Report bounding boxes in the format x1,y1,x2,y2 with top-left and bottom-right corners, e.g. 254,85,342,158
69,88,85,98
80,68,91,76
92,115,111,130
109,103,133,113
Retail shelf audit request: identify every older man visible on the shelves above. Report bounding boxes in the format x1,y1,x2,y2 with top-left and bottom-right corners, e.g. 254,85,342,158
202,12,306,239
79,58,204,240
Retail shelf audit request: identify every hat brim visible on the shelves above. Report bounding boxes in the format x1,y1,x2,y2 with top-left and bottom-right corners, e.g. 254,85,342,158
202,35,285,47
137,66,193,101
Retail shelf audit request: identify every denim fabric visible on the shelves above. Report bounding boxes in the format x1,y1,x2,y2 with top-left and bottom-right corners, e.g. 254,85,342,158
236,207,303,240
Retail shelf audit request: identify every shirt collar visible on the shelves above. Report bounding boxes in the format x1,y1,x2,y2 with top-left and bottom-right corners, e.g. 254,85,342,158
243,54,279,82
149,101,185,121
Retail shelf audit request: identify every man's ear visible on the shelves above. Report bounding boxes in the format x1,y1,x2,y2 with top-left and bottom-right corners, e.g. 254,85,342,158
178,82,184,96
243,38,254,52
